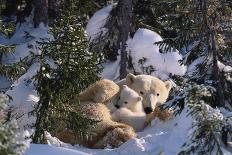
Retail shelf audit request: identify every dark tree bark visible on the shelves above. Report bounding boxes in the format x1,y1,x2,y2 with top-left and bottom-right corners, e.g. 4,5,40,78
211,31,225,107
32,95,50,143
117,0,133,79
202,0,225,107
2,0,33,23
34,0,48,27
48,0,60,24
17,0,33,23
1,0,19,17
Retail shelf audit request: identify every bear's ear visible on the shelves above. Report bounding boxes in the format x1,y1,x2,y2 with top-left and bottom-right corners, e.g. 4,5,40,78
164,81,172,92
126,73,136,86
137,96,142,101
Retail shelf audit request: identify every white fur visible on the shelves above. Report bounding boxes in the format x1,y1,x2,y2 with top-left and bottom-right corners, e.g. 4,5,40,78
112,85,146,132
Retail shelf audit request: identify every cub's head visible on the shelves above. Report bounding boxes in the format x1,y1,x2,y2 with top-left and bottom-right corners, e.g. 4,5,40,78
126,73,172,114
115,85,142,110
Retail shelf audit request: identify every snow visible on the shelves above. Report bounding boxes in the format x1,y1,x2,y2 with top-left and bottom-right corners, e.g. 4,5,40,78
218,61,232,73
0,21,51,130
1,25,52,64
100,55,121,80
100,29,187,80
86,6,186,80
24,108,193,155
187,58,232,77
24,144,91,155
127,28,187,80
0,75,12,91
187,56,205,76
86,5,113,42
2,4,231,155
6,63,40,130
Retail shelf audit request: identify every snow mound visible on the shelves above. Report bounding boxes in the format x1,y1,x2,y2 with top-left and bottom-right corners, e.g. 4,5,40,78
6,63,40,130
128,28,187,80
86,5,113,41
86,6,186,80
24,144,90,155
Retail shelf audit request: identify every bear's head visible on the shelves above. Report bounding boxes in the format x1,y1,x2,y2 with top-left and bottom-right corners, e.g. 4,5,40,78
126,73,172,114
115,85,142,110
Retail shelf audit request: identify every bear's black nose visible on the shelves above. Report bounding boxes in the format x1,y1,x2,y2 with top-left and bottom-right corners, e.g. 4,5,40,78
144,107,153,114
115,105,120,109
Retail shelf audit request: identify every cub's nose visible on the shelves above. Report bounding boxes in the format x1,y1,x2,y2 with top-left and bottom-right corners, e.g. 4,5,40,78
144,107,153,114
115,105,120,109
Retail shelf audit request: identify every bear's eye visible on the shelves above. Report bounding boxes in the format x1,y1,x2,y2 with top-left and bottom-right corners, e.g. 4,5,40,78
157,93,159,96
140,91,144,95
124,101,128,104
118,97,120,99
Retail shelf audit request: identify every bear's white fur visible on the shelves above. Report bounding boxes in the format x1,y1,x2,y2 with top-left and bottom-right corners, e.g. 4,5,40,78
119,73,172,113
112,85,146,132
117,73,173,124
56,79,136,148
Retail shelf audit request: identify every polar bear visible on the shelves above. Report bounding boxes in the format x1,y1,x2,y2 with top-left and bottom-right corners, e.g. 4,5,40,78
117,73,173,123
55,79,136,148
78,79,120,112
112,85,146,132
123,73,172,114
78,79,120,104
55,75,172,148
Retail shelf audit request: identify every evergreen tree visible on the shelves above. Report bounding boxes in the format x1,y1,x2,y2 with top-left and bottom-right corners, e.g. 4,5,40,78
0,4,28,83
90,0,135,79
34,0,48,27
150,0,232,107
32,0,101,143
166,83,232,155
0,93,27,155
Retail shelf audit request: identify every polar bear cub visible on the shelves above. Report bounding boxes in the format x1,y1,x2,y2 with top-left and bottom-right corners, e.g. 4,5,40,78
112,85,146,132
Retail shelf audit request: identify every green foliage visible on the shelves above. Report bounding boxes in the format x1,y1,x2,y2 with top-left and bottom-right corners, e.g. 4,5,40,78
178,84,232,155
151,0,232,52
149,0,231,108
0,44,29,83
0,94,27,155
0,3,28,83
0,38,31,98
51,0,109,25
165,83,232,154
0,1,16,38
32,0,101,143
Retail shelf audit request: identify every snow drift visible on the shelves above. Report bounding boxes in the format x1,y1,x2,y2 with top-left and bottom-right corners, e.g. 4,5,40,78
85,6,187,80
128,28,187,80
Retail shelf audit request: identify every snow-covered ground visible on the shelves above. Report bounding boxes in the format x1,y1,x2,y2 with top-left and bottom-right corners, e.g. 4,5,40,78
86,5,113,42
24,108,192,155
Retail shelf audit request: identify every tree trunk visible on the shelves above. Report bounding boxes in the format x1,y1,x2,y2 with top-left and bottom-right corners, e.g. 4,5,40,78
34,0,48,27
202,0,225,107
48,0,58,20
1,0,18,17
32,90,50,144
211,32,225,107
118,0,133,79
17,0,33,23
